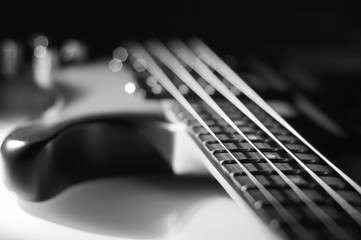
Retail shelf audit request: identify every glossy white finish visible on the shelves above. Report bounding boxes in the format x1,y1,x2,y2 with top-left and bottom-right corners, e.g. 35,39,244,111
0,62,282,239
1,120,280,240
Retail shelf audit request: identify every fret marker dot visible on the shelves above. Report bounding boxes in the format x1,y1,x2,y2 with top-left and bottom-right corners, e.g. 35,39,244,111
179,84,189,94
151,85,163,94
254,201,262,209
230,86,241,95
204,85,215,95
146,76,158,87
269,219,281,229
133,58,147,72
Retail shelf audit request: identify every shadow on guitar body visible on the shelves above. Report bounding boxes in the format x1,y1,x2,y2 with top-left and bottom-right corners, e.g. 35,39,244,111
1,120,172,201
2,120,250,239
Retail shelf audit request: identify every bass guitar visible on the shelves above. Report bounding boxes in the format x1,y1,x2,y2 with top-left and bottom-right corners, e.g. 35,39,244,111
2,38,361,240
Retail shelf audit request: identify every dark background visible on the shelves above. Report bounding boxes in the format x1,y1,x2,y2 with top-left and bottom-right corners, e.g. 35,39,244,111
1,0,361,178
1,0,360,58
1,0,361,146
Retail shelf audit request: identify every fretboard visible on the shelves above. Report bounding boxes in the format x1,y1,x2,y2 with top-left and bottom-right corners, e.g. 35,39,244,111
126,38,361,240
173,100,361,240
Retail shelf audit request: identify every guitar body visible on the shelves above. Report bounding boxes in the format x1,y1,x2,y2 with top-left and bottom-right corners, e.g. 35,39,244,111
1,61,281,239
0,62,192,198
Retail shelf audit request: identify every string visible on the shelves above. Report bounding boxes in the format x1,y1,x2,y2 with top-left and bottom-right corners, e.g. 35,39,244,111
127,42,314,240
190,37,361,194
190,38,361,226
149,39,350,239
168,38,351,238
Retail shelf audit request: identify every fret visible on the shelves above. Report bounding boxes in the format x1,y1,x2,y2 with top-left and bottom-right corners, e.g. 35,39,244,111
178,101,354,192
127,40,361,239
220,151,291,161
296,153,322,163
189,38,361,224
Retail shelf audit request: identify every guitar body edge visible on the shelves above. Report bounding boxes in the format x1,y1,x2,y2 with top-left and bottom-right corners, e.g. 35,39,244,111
1,116,172,201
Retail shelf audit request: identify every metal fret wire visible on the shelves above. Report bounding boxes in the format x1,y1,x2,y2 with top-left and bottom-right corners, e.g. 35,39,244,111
127,42,313,240
190,38,361,226
190,38,361,196
150,40,351,239
168,38,351,239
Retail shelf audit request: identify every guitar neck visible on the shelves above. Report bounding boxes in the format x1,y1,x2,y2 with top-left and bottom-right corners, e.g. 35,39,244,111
174,100,360,239
127,39,361,240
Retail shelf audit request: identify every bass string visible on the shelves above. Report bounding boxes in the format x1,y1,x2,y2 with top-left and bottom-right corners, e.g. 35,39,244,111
167,38,351,238
190,37,361,194
127,42,314,240
149,39,351,239
190,38,361,226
